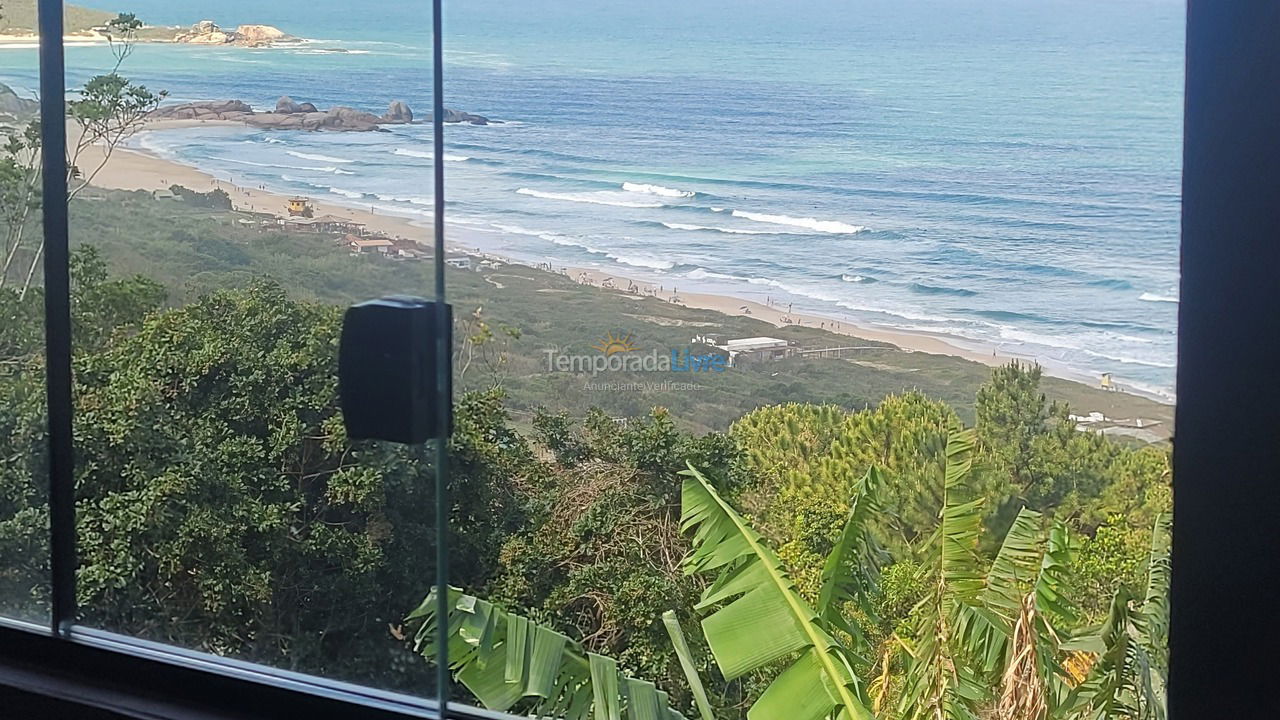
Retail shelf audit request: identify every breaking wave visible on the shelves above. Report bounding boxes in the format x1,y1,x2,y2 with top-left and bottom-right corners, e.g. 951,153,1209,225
730,210,866,234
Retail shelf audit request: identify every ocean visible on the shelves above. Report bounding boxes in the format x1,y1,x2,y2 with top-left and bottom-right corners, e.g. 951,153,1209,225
0,0,1185,399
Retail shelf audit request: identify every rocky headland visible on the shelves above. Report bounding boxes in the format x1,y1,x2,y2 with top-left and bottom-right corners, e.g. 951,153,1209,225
172,20,296,47
147,96,493,132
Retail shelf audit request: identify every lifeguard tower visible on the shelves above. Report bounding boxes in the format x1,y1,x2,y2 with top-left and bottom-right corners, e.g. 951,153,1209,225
287,196,314,218
1100,372,1116,391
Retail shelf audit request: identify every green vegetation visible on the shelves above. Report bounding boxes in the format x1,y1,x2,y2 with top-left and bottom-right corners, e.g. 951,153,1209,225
0,0,118,34
2,21,161,296
0,68,1171,720
18,185,1173,436
0,180,1171,713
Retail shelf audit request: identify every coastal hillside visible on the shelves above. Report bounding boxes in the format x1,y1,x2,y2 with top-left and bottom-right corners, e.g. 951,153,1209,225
0,0,116,34
1,2,293,45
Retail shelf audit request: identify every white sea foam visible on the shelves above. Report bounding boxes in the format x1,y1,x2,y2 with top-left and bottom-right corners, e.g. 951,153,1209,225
661,222,776,235
731,210,866,234
1138,292,1179,304
392,148,470,161
327,187,365,199
375,193,433,206
492,223,559,239
621,182,694,198
608,254,675,270
287,150,354,164
516,188,663,208
683,268,842,302
841,274,867,282
493,223,672,269
685,268,743,282
213,156,353,174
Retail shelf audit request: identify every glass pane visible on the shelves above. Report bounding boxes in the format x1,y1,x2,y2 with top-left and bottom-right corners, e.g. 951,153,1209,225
52,2,443,698
0,9,48,625
435,1,1177,718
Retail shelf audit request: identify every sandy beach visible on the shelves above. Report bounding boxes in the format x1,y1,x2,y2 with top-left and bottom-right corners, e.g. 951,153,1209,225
86,125,1119,393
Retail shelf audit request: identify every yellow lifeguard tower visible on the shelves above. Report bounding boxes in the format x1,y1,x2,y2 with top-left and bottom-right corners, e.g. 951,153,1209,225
287,196,314,218
1100,372,1116,391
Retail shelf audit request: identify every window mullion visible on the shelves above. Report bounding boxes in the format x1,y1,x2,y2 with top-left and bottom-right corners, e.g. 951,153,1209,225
36,0,76,638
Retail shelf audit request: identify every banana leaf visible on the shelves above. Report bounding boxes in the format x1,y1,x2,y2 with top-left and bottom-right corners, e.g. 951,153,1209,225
680,463,874,720
408,587,686,720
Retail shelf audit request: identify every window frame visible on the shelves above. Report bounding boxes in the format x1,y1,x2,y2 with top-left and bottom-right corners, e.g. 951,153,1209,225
3,0,1280,718
2,0,472,717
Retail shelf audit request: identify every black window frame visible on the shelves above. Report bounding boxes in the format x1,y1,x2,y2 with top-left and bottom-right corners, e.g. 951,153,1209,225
3,0,1280,717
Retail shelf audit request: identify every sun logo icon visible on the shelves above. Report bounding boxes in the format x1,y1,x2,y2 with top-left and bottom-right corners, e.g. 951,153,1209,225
592,331,639,356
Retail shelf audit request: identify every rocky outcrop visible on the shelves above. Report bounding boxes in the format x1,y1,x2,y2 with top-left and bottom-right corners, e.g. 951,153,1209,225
275,96,304,114
381,100,413,124
440,108,490,126
149,98,493,132
149,100,254,121
0,82,39,122
174,20,294,47
175,20,228,44
234,24,288,45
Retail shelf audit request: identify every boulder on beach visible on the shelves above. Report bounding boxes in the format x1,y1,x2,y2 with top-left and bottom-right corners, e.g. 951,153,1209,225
381,100,413,124
275,96,304,114
441,108,490,125
174,20,293,47
235,24,288,46
176,20,230,44
148,100,254,122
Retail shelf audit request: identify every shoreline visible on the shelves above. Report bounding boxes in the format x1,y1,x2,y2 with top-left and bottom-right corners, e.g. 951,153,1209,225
90,132,1172,406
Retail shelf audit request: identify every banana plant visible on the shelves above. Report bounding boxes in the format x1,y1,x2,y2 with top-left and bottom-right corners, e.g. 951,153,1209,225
679,464,876,720
994,518,1078,720
894,429,991,720
817,466,890,657
408,586,688,720
858,430,1079,720
1061,512,1170,720
409,433,1169,720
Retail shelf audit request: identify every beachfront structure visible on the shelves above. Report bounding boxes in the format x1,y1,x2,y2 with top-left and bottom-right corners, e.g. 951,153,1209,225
715,337,794,365
348,237,395,255
287,196,313,217
284,214,367,234
445,256,472,270
387,237,428,259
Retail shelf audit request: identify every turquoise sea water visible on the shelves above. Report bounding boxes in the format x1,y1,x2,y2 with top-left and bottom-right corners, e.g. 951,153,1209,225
0,0,1185,397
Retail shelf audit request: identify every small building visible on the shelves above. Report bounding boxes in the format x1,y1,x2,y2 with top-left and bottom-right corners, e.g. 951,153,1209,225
310,214,366,234
389,237,427,259
716,337,794,365
349,237,395,255
282,215,366,235
445,256,472,270
152,189,177,200
287,197,313,217
283,216,318,232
